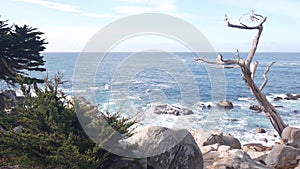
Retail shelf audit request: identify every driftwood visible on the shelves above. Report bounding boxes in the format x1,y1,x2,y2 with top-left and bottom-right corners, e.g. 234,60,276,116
195,11,287,137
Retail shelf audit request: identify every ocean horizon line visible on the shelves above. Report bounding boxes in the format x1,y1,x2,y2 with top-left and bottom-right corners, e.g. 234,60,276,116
42,51,300,54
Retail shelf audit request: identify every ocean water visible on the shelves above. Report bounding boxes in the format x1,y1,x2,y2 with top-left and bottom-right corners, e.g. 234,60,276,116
3,52,300,145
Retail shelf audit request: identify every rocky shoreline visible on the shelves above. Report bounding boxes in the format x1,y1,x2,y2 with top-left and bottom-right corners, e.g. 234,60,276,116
109,126,300,169
1,90,300,168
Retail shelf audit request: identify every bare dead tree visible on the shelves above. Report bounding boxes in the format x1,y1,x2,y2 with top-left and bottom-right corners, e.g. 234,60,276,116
195,11,287,137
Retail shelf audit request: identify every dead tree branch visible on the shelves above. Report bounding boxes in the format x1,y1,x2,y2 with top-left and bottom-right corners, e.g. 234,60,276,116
259,62,275,91
197,11,287,137
194,54,238,66
225,12,266,68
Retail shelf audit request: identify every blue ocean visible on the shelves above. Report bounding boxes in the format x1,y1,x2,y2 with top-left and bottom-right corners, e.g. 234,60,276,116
3,52,300,144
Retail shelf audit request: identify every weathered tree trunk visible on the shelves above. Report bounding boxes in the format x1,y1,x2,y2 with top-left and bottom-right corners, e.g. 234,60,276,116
196,12,287,137
240,64,287,136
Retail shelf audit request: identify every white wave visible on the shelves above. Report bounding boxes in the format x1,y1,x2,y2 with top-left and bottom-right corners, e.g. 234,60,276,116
237,97,253,101
127,96,142,100
89,86,100,91
104,84,109,90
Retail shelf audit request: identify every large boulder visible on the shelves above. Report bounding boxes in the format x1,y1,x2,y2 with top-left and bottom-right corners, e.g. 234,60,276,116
203,149,270,169
203,133,241,149
265,144,300,168
153,104,194,116
281,126,300,148
217,100,233,109
123,126,203,169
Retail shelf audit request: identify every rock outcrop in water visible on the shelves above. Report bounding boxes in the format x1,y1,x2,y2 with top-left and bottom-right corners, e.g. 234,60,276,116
249,105,263,112
217,100,233,109
153,104,194,116
273,93,300,101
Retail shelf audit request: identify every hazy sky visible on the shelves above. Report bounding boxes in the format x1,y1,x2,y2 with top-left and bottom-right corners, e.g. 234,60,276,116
1,0,300,52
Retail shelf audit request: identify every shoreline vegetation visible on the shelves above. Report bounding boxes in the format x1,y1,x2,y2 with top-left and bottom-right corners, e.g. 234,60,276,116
1,12,300,168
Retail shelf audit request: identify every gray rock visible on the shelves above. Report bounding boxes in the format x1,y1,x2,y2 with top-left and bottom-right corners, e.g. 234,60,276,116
273,96,283,101
204,149,270,169
188,129,215,148
242,143,272,152
203,133,241,149
217,100,233,109
124,126,203,169
217,145,231,152
265,144,300,168
153,104,194,116
0,90,17,112
182,107,194,115
281,126,300,148
13,125,23,133
256,128,266,134
249,105,263,112
246,151,269,162
285,93,299,100
259,138,268,143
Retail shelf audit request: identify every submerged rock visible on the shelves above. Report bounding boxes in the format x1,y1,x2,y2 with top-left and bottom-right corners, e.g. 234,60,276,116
273,96,283,101
273,93,300,101
217,100,233,109
285,93,299,100
256,128,266,134
249,105,263,112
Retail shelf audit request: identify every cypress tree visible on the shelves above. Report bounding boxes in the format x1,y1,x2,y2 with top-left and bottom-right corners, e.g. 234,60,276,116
0,17,46,85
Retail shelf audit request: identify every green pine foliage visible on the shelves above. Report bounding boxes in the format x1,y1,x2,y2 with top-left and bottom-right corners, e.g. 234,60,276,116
0,17,46,85
0,75,137,168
